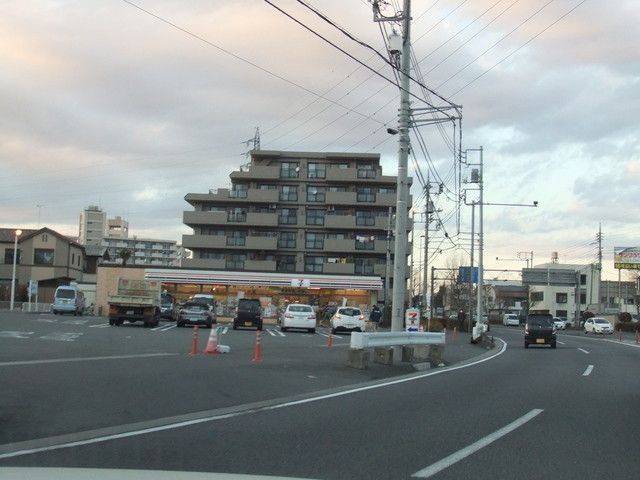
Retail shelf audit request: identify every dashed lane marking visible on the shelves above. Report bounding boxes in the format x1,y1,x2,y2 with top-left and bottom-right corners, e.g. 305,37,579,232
578,348,590,354
88,323,110,328
266,329,277,337
582,365,594,376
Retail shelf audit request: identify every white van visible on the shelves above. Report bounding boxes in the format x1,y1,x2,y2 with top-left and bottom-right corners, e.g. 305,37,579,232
51,285,86,316
503,313,520,326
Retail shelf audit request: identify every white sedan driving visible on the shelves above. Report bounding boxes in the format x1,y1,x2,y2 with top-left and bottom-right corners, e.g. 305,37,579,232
330,307,365,334
280,304,316,333
552,317,566,330
583,317,613,334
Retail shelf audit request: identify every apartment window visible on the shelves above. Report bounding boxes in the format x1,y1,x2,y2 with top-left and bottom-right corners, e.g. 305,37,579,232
203,205,226,212
326,233,347,240
357,164,376,179
201,228,225,236
230,184,248,198
333,163,349,169
379,187,396,194
556,309,568,318
580,274,587,285
226,231,246,246
226,253,246,270
280,185,298,202
305,232,324,249
357,187,376,202
355,258,375,275
71,253,75,265
34,248,54,265
307,162,326,178
252,230,277,237
277,255,296,272
580,293,586,304
278,208,297,225
42,234,48,242
227,208,247,222
328,186,347,192
556,292,568,304
199,251,224,260
626,298,635,305
355,235,375,250
305,255,324,273
258,184,277,190
531,291,544,302
278,231,296,249
4,249,21,265
306,208,325,226
356,210,375,226
280,162,299,178
307,186,326,202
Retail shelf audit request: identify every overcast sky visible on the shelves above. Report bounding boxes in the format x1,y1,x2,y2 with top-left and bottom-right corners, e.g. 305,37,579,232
1,0,638,280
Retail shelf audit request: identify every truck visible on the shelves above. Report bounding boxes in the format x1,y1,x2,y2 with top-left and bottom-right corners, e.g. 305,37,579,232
108,279,161,327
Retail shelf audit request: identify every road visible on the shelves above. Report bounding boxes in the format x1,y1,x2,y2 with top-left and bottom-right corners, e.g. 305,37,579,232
1,314,639,479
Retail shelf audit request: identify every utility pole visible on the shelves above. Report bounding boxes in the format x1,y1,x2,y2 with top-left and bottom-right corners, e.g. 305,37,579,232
387,0,411,333
422,185,430,311
469,201,475,333
409,210,414,299
475,147,484,336
597,223,603,313
385,206,393,309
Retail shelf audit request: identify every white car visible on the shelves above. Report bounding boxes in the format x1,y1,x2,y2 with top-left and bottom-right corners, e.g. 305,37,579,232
552,317,566,330
280,304,316,333
330,307,365,334
583,317,613,334
503,313,520,327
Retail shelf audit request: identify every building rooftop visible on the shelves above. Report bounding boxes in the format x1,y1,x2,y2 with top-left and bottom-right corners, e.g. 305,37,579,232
0,228,38,242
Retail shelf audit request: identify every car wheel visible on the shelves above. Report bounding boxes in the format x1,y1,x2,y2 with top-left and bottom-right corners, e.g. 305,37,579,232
281,326,287,332
257,323,263,331
551,342,557,349
109,318,115,326
355,327,362,332
177,322,184,328
232,323,238,330
331,328,336,335
584,330,588,334
309,328,315,334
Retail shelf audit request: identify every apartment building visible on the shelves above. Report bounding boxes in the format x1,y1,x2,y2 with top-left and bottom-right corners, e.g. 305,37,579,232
101,236,179,267
78,205,107,246
182,150,411,277
600,280,638,314
107,216,129,239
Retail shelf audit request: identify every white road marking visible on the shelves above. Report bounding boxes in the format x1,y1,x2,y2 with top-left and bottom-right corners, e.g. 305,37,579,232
160,324,176,332
150,324,166,331
0,331,34,339
582,365,594,376
266,329,276,336
317,332,330,338
36,318,57,323
222,327,228,335
276,330,286,337
89,323,110,328
61,319,88,325
411,408,544,478
0,339,509,460
39,332,83,342
557,341,565,345
0,353,179,367
578,348,590,354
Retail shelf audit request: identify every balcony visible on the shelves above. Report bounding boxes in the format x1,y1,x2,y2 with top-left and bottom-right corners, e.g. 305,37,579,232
324,262,356,275
244,259,277,271
183,210,226,226
324,238,357,253
325,191,358,205
182,234,278,250
247,212,278,227
183,211,278,227
325,167,400,184
229,165,280,180
185,189,279,205
182,258,225,269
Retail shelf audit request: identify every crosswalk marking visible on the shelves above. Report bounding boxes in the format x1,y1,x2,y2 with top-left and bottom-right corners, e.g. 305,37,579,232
222,327,228,335
275,330,286,337
266,329,277,336
89,323,110,328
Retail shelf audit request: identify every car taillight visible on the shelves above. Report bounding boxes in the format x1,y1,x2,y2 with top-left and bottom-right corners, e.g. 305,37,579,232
285,313,293,318
359,315,365,320
525,325,529,334
335,314,342,319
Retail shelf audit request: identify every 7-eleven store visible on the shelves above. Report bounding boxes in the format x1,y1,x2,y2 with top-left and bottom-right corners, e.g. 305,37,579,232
144,268,383,318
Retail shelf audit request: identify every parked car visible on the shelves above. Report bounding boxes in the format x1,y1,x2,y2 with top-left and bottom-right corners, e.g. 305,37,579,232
552,317,566,330
176,301,215,328
51,284,86,316
503,313,520,327
524,313,556,349
583,317,613,334
233,298,262,330
330,307,365,334
561,316,572,327
280,303,316,333
160,293,175,320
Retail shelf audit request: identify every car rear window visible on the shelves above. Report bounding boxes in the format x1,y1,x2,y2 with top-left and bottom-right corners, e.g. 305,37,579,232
183,303,207,311
238,300,261,312
528,316,553,327
289,305,312,312
595,319,609,324
339,308,361,316
56,289,75,299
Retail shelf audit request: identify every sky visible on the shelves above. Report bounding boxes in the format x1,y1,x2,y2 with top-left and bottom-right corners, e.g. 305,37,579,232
1,0,638,281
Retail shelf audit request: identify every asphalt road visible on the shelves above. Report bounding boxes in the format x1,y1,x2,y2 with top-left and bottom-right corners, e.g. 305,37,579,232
1,315,639,479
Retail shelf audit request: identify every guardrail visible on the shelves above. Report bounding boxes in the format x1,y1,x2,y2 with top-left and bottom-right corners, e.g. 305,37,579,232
350,331,446,350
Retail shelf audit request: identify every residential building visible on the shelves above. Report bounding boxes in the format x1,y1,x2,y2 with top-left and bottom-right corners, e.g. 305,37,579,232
107,216,129,239
485,281,528,318
178,149,413,310
522,263,600,319
78,205,106,246
600,280,638,315
101,236,179,267
0,227,85,303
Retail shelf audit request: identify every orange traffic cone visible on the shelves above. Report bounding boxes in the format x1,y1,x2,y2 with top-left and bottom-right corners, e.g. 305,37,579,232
252,330,263,362
190,325,199,356
326,330,333,347
204,326,220,354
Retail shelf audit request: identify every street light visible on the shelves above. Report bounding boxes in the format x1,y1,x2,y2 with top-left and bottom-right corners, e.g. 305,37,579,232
10,229,22,311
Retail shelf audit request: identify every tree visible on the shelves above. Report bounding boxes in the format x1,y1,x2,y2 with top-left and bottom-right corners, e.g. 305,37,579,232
118,248,132,266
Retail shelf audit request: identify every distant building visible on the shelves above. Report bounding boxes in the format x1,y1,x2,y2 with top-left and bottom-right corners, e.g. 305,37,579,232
0,227,85,303
78,205,106,246
522,263,600,319
107,216,129,239
101,236,179,267
600,280,638,315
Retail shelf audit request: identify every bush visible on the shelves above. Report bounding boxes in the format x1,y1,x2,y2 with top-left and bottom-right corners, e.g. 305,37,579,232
618,312,632,323
614,322,639,333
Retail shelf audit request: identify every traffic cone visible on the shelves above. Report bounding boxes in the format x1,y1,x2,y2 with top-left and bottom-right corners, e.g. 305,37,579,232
252,330,262,362
204,326,220,354
190,325,199,356
326,330,333,347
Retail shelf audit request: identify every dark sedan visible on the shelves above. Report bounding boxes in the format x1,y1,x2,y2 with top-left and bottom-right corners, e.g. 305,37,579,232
524,313,556,349
176,301,215,328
